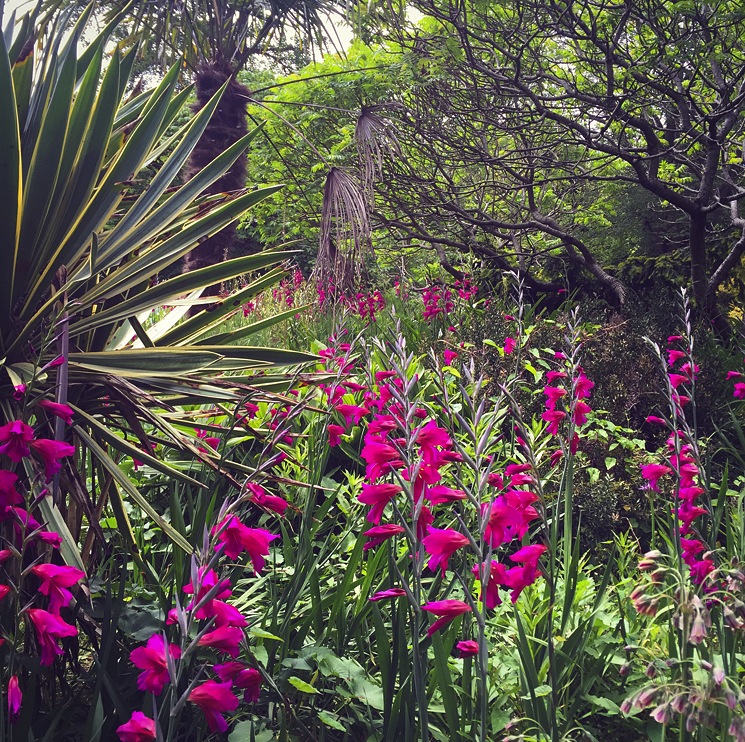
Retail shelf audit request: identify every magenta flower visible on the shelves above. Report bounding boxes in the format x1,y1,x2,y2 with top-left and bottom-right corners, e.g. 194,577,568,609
184,567,232,618
416,421,452,464
0,470,22,509
206,600,248,628
363,524,405,551
425,485,467,505
641,463,672,491
213,516,278,572
29,439,76,481
574,372,594,399
31,563,85,613
26,608,78,666
327,424,345,447
543,386,567,410
334,404,369,426
541,409,566,435
545,370,567,384
444,349,458,365
129,633,181,694
13,384,26,401
483,498,530,549
509,543,547,584
572,400,592,425
0,421,34,462
239,526,278,573
116,711,156,742
361,441,402,481
421,599,471,636
422,527,469,575
189,680,239,734
668,349,686,365
214,662,262,703
503,336,517,355
197,625,243,658
0,585,10,601
472,560,508,609
369,587,407,601
358,483,402,524
246,483,288,516
456,640,479,658
735,382,745,400
7,675,21,724
37,400,74,425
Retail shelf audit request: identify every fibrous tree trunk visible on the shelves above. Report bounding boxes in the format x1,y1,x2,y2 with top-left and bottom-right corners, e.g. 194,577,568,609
182,61,249,299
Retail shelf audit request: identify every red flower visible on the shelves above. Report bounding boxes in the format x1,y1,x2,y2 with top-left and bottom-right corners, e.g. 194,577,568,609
574,372,594,399
358,483,402,524
421,599,471,636
572,400,592,425
184,568,232,619
361,441,402,481
31,563,85,613
197,625,243,658
327,424,345,446
208,600,248,628
215,662,262,703
416,421,452,464
0,421,34,462
422,527,469,575
543,386,567,410
425,485,467,505
129,633,181,694
503,337,517,355
456,640,479,657
735,382,745,400
37,400,74,425
29,439,76,481
116,711,156,742
472,560,509,609
334,404,369,426
509,543,547,584
363,524,404,551
546,370,567,384
213,517,278,572
444,349,458,365
26,608,78,666
7,675,21,724
188,680,239,734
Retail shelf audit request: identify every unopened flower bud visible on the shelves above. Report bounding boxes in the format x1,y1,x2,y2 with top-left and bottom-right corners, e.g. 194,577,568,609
645,663,656,678
725,691,737,711
619,663,631,677
712,666,725,685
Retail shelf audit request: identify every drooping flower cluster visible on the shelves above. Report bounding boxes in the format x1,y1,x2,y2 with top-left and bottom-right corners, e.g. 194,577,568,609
119,505,277,739
422,284,454,321
1,399,82,726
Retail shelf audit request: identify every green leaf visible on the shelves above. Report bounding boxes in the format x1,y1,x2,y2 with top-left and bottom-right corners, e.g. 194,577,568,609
318,711,345,732
288,676,318,694
248,627,283,641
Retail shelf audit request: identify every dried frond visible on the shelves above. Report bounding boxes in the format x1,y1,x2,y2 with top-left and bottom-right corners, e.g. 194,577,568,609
355,104,403,205
315,167,371,292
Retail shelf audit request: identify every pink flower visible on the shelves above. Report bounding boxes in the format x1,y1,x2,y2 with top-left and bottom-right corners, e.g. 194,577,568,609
735,382,745,400
422,527,469,575
363,524,404,551
29,439,76,481
37,400,74,425
416,421,452,463
26,608,78,666
369,587,407,601
503,337,517,355
358,483,402,524
13,385,26,401
0,421,34,462
7,675,21,724
641,463,672,491
645,416,666,425
334,404,369,426
546,371,567,384
188,680,239,734
421,599,471,636
116,711,156,742
425,485,467,505
327,424,345,446
509,543,547,584
456,640,479,657
361,441,402,481
572,400,592,425
184,568,231,619
213,517,278,572
543,386,566,410
541,409,566,435
129,633,181,694
574,373,594,399
472,560,508,609
0,470,22,509
214,662,262,703
209,600,248,628
246,483,288,516
444,349,458,365
0,584,11,601
197,625,243,658
31,563,85,613
668,349,686,365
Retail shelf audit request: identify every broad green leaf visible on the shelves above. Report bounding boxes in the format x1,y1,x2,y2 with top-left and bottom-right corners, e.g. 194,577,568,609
288,677,318,694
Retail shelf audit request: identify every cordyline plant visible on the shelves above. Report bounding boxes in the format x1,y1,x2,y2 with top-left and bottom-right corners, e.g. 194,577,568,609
0,6,317,564
624,291,745,740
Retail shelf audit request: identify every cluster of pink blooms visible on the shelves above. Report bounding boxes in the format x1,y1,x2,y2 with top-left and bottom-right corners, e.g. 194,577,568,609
422,285,455,321
540,355,595,467
727,358,745,400
316,280,387,322
639,336,713,588
317,345,548,645
119,505,281,739
454,276,478,301
271,269,305,309
1,392,81,725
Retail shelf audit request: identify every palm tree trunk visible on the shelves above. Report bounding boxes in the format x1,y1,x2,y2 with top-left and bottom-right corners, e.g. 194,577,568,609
182,61,249,303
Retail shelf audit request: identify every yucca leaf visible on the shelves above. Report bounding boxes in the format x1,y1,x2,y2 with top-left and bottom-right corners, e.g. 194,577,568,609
193,345,319,368
75,427,192,553
10,29,33,124
0,28,22,339
67,348,223,377
70,404,207,488
157,265,289,346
